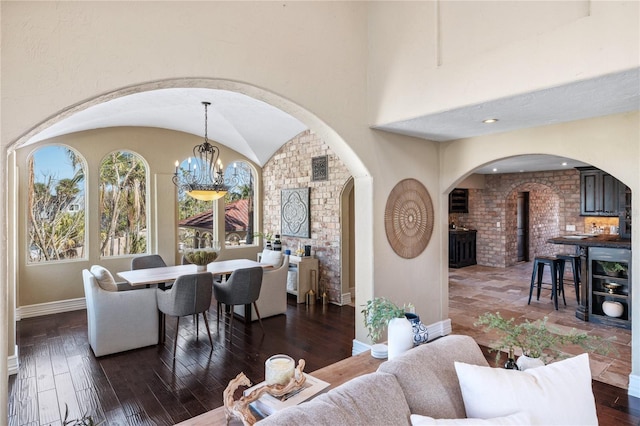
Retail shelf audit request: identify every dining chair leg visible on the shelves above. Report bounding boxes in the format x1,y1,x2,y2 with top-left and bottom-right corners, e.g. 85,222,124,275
173,317,180,359
253,302,265,333
195,314,199,341
228,307,234,341
216,301,221,325
202,311,213,348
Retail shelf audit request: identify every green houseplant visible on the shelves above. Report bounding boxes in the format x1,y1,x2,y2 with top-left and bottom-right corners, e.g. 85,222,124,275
598,261,627,277
475,312,614,366
361,297,413,342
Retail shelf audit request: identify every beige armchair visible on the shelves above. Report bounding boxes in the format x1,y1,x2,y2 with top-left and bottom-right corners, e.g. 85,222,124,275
82,269,159,357
234,254,290,321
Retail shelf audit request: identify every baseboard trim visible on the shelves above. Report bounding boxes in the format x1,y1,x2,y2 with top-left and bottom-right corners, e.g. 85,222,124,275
629,373,640,397
8,345,19,376
351,318,453,356
16,297,86,320
340,292,352,306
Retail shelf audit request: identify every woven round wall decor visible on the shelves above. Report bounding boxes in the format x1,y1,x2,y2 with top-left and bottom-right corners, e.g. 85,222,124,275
384,178,434,259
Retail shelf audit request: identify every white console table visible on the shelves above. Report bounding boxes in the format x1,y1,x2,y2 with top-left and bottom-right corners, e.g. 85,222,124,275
288,255,319,303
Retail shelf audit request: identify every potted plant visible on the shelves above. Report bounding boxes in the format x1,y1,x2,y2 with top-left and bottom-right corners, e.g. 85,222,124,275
182,248,219,271
598,261,627,277
362,297,414,359
475,312,614,370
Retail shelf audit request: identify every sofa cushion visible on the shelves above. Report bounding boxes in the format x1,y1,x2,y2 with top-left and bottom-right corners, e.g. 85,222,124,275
377,335,489,419
455,353,597,425
90,265,118,292
257,372,411,425
260,249,282,267
410,411,533,425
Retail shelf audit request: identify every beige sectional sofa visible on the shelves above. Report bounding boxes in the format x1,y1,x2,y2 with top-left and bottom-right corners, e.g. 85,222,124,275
257,334,597,425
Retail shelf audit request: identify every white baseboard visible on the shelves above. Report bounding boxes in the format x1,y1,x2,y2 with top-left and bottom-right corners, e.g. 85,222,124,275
8,345,19,376
341,292,352,306
351,318,453,356
629,373,640,398
16,297,86,320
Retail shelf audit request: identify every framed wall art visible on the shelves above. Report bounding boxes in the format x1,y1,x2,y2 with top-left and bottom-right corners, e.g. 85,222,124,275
281,187,311,238
311,155,328,181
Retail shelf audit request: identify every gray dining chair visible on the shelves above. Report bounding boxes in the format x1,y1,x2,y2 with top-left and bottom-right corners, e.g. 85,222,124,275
213,266,264,339
156,272,214,358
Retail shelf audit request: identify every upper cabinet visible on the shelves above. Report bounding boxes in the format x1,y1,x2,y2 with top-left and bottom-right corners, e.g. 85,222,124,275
449,188,469,213
577,167,621,217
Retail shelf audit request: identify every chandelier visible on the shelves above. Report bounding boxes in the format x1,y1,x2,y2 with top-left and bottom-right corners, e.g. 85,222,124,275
173,101,228,201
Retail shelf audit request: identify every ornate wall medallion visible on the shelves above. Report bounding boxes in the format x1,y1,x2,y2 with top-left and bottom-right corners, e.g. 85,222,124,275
384,178,434,259
281,187,311,238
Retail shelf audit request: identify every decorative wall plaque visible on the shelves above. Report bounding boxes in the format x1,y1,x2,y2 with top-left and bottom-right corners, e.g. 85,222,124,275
311,155,328,181
384,178,434,259
281,188,311,238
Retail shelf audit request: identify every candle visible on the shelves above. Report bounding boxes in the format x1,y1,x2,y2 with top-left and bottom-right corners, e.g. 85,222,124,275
265,354,295,386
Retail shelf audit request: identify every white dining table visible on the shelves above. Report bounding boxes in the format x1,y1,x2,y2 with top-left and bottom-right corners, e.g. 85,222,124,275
117,258,271,341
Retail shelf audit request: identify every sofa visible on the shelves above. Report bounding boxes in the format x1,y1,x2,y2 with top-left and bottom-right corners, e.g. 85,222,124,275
256,335,597,425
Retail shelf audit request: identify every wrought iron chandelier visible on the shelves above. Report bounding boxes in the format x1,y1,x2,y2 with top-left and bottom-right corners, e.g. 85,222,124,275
173,101,228,201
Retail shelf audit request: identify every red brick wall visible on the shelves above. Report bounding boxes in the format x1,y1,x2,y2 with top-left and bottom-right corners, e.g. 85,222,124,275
263,130,352,302
450,169,582,267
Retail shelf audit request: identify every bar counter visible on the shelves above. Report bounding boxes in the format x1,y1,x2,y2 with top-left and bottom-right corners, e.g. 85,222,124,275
548,234,631,322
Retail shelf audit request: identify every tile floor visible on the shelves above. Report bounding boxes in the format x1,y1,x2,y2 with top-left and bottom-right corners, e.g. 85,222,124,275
449,262,631,389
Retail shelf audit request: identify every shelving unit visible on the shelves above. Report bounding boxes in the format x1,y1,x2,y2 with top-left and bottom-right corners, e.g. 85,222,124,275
588,247,631,329
448,188,469,213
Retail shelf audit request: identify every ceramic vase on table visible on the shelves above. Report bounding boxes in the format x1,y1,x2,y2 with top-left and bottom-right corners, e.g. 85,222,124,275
196,264,207,272
404,313,429,346
516,355,545,371
387,317,414,359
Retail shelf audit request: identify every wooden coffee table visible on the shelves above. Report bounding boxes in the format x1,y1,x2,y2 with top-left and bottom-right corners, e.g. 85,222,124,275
176,350,383,425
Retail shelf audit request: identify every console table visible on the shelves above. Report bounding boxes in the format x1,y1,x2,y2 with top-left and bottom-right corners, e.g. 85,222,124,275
176,350,383,425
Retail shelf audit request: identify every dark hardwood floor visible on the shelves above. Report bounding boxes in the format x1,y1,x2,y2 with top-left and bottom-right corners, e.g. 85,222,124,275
8,295,640,425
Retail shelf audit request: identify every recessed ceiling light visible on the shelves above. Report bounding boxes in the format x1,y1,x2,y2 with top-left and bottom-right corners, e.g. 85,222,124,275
492,168,498,172
483,118,498,124
562,162,568,166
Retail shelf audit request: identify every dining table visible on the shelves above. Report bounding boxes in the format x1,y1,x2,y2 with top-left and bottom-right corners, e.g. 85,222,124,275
117,258,271,341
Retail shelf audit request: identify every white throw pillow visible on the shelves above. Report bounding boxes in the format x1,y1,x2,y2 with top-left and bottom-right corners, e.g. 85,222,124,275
260,249,282,267
90,265,118,292
455,353,597,425
410,412,532,425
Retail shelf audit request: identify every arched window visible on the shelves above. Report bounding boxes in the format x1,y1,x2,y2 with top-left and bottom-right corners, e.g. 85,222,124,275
99,151,148,256
27,145,86,263
224,161,256,247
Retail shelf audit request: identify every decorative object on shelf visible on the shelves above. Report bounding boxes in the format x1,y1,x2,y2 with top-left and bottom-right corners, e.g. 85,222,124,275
475,312,615,368
515,354,545,371
273,234,282,251
311,155,328,181
181,247,219,271
603,282,622,294
504,348,519,370
223,358,307,425
173,101,228,201
304,245,311,257
281,188,311,238
404,313,429,346
362,297,414,359
253,232,273,249
602,300,624,318
370,343,388,359
599,261,628,278
384,178,434,259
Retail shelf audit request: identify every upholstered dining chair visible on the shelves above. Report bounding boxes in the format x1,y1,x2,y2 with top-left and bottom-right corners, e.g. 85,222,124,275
213,266,264,339
156,272,214,358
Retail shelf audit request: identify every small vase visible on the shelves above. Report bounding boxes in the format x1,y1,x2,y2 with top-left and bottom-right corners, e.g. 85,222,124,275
516,355,544,371
196,264,206,272
387,317,413,359
504,348,519,370
404,313,429,346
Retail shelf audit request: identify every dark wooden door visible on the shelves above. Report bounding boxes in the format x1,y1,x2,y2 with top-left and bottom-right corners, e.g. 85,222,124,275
517,192,529,262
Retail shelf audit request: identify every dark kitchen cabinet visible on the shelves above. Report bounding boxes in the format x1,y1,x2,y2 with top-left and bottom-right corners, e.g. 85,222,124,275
449,230,477,268
588,247,631,330
577,167,620,216
449,188,469,213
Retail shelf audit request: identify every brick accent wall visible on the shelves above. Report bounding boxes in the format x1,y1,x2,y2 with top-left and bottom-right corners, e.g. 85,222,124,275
449,169,582,267
262,130,352,303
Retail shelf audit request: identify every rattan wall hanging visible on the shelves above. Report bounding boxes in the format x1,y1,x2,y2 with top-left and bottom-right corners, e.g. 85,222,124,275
384,178,434,259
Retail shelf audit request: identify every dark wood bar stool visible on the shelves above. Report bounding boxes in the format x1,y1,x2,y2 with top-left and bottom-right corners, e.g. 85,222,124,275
528,256,566,310
557,253,581,303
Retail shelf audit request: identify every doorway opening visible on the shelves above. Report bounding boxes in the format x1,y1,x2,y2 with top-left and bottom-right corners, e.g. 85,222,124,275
517,192,530,262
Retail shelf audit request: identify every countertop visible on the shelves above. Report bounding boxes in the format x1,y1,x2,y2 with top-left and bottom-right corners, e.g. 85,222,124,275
548,234,631,249
449,228,476,233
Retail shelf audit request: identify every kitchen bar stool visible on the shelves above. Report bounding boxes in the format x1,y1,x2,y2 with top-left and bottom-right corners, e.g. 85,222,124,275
528,256,566,310
557,253,581,303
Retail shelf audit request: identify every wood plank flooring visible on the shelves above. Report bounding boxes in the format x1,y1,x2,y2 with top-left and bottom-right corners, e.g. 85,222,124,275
8,266,640,425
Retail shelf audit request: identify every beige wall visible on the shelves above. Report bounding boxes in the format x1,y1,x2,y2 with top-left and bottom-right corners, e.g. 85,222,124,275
2,2,639,416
